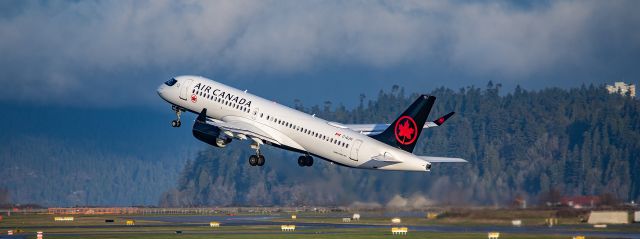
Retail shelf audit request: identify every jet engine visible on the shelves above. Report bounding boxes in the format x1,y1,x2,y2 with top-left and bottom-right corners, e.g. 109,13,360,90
192,118,232,148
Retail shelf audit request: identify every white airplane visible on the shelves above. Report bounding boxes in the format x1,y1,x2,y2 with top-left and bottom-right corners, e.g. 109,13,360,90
157,75,466,172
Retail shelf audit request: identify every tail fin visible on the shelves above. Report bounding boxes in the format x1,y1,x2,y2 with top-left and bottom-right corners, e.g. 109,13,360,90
371,95,436,153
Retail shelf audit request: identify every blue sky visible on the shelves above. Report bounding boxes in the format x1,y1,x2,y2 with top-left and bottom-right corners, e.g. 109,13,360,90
0,0,638,108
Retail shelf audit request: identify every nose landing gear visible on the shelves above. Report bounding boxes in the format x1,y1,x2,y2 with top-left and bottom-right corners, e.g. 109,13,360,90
171,105,182,127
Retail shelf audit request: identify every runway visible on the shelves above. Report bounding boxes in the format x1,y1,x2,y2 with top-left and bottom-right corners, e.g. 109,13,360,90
1,214,639,238
134,215,640,239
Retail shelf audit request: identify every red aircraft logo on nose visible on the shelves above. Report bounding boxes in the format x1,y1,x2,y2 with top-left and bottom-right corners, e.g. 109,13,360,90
395,116,417,145
191,94,197,103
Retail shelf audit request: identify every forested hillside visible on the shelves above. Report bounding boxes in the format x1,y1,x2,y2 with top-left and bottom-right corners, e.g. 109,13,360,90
2,84,637,207
0,106,194,206
161,84,640,206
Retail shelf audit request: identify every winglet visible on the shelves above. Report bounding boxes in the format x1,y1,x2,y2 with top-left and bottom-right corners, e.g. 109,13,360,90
433,112,455,126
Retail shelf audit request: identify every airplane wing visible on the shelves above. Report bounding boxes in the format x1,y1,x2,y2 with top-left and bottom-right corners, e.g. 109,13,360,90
418,156,467,163
206,118,281,145
345,112,455,135
196,109,306,151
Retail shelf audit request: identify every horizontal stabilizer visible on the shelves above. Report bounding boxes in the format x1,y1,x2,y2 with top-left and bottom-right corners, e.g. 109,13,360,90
419,156,467,163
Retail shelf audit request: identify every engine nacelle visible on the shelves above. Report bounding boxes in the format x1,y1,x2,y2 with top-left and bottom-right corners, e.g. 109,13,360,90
192,119,232,148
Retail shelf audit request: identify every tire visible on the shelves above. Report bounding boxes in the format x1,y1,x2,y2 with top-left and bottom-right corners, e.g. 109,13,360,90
306,156,313,167
171,120,177,127
177,121,181,127
249,155,258,166
297,156,305,167
257,155,265,166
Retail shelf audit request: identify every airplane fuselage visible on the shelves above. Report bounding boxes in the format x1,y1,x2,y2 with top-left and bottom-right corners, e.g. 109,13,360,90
158,75,432,171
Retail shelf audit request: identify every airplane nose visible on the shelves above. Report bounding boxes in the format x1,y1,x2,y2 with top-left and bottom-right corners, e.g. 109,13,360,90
157,85,166,97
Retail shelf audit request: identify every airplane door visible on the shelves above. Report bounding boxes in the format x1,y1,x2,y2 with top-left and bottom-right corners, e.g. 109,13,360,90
251,108,260,120
179,79,193,100
349,139,363,161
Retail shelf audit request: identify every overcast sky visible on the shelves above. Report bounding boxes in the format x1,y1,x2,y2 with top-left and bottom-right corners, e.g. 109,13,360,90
1,0,638,108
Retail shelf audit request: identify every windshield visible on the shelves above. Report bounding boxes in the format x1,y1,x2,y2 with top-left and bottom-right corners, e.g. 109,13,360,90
164,78,177,86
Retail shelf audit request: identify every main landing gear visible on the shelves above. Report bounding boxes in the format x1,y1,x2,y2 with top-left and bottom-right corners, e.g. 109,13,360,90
171,105,182,127
249,154,265,167
249,145,265,167
297,155,313,167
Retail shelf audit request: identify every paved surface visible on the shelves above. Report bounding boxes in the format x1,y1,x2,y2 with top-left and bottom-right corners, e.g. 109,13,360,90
2,215,639,238
134,215,640,239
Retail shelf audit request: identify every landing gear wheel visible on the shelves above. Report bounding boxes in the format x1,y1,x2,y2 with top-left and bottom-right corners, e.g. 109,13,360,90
306,156,313,167
249,155,258,166
257,155,265,166
298,155,313,167
171,120,181,127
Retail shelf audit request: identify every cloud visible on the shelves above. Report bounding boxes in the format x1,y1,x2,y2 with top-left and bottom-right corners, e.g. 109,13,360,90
0,0,637,105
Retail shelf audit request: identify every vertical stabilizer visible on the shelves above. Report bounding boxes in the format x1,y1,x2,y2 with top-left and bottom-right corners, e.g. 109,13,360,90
371,95,436,153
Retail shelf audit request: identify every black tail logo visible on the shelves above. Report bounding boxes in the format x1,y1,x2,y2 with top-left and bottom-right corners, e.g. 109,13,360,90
371,95,436,153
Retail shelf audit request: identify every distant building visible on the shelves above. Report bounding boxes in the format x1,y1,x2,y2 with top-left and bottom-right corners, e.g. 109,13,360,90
588,211,629,224
606,82,636,98
48,207,139,215
561,196,600,209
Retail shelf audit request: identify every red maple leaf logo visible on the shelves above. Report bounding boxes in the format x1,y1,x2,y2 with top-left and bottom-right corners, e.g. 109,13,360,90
398,120,414,140
394,116,417,145
191,94,197,103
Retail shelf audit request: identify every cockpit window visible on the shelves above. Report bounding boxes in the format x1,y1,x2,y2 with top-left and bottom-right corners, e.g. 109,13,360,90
164,78,178,86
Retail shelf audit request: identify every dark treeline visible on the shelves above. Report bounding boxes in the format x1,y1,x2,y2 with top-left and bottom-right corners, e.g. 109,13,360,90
161,83,640,207
0,136,186,206
0,106,194,207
